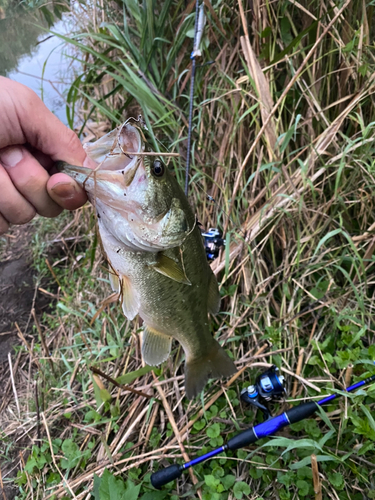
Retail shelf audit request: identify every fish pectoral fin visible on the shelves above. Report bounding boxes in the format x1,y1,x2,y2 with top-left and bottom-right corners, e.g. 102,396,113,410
108,271,120,293
152,253,191,285
142,326,172,366
119,275,140,320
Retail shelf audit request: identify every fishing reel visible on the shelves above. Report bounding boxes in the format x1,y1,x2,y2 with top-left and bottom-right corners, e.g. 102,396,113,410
241,365,286,420
202,228,225,261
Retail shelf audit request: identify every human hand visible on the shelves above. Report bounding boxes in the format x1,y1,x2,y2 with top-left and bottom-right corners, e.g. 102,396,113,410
0,76,92,235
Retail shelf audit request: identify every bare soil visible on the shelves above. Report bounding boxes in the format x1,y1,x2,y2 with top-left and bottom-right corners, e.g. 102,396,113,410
0,225,52,362
0,225,55,500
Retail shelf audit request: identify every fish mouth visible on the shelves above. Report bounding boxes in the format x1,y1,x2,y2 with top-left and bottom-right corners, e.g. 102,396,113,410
55,160,145,209
55,122,145,193
84,121,143,169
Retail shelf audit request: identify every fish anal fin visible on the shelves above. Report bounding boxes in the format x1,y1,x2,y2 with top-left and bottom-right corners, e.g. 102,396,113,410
152,253,191,285
120,275,139,320
184,340,236,399
142,326,172,366
207,270,221,314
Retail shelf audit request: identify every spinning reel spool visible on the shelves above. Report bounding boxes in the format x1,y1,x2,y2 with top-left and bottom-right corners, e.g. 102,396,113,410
241,365,286,419
202,228,225,261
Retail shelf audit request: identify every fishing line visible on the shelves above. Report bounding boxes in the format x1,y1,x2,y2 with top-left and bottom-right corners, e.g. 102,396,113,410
185,1,205,196
195,180,246,243
183,5,242,251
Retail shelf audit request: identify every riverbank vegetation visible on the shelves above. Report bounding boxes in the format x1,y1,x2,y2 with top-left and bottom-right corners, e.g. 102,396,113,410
1,0,375,499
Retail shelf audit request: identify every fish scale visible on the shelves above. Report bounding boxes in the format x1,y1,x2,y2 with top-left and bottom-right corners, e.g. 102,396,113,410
57,120,236,398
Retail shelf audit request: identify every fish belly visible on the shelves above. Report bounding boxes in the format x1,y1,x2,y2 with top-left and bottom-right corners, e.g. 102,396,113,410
103,229,236,398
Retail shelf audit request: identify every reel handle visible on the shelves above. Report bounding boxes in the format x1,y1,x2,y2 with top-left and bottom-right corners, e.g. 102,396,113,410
151,464,183,489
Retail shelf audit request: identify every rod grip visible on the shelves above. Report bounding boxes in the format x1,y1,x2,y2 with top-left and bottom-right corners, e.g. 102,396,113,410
151,464,183,489
286,401,318,423
227,427,257,451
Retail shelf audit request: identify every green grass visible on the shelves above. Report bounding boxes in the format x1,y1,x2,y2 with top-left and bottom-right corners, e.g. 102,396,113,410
2,0,375,499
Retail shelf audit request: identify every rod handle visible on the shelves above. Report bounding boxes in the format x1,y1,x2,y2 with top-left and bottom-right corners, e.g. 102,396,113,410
286,401,318,423
151,464,183,489
227,427,257,451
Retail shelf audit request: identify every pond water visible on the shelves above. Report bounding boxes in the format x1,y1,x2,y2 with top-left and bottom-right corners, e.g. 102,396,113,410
0,2,77,124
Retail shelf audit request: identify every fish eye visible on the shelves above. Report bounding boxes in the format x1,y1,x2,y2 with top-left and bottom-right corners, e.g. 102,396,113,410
152,159,165,177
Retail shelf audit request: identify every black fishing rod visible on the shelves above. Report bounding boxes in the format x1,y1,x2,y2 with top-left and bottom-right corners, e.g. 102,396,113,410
151,370,375,489
185,1,206,196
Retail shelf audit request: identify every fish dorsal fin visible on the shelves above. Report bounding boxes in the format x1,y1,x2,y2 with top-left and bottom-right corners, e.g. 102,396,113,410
207,270,221,314
120,275,140,320
109,271,120,293
142,326,172,366
152,253,191,285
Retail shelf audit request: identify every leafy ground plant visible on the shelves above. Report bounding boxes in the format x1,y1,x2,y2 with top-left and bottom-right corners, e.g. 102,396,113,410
1,0,375,499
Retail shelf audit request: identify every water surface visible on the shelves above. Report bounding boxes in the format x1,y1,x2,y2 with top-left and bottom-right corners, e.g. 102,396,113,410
0,2,76,124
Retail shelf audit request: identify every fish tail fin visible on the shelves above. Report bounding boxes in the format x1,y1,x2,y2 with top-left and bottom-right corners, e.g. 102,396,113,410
184,340,236,399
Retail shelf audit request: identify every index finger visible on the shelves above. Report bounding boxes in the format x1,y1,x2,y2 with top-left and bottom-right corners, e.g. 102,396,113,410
0,76,86,166
0,77,92,211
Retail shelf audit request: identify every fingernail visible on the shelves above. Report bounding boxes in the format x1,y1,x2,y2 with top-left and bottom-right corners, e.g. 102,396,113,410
0,146,23,167
83,156,98,169
51,182,77,200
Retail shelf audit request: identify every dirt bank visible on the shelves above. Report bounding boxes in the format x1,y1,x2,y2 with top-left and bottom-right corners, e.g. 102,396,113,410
0,225,54,500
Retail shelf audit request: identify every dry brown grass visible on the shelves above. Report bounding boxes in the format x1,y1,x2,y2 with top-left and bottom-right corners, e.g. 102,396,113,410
1,0,375,498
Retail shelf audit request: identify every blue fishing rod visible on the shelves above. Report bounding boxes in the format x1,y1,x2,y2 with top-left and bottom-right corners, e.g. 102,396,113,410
151,369,375,489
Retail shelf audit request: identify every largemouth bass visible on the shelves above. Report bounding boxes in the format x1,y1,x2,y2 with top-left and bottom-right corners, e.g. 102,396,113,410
58,120,236,398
